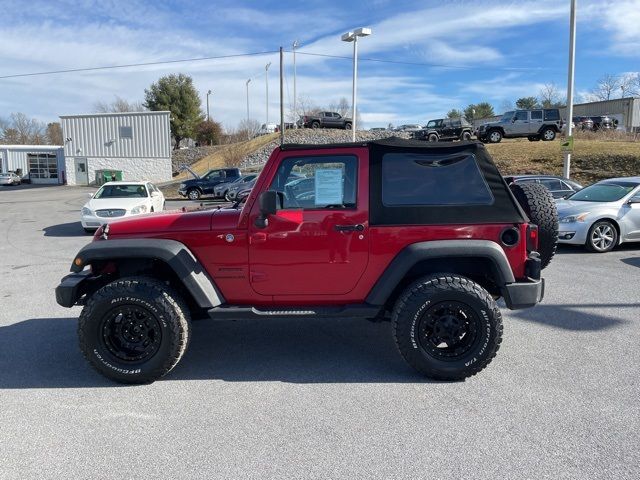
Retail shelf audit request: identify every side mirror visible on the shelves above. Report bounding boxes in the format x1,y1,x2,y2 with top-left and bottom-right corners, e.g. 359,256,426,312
627,197,640,205
151,191,160,197
255,190,278,228
87,192,94,198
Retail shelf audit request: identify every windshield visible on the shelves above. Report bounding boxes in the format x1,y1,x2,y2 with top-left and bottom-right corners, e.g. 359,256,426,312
500,111,514,122
94,184,148,199
567,183,637,202
426,121,438,128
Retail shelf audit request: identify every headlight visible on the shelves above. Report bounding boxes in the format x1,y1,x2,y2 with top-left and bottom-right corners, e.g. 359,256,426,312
179,183,186,189
560,212,590,223
131,205,148,215
81,207,92,216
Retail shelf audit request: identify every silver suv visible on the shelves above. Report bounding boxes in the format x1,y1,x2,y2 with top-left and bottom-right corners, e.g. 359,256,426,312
478,109,561,143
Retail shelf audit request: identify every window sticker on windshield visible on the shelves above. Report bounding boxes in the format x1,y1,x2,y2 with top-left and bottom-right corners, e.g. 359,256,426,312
314,169,343,206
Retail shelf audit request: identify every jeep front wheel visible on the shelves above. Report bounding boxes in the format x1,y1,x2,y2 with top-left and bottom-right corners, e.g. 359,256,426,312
78,278,191,384
487,129,502,143
428,133,438,142
541,127,556,141
461,131,472,141
510,182,558,269
344,122,352,130
393,275,502,381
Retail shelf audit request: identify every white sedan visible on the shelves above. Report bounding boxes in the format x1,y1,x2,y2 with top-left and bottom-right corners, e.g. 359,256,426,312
81,181,165,232
0,172,22,186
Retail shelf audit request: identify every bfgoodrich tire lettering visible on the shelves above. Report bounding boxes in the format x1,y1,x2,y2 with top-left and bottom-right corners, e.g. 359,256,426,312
78,278,190,384
392,275,503,381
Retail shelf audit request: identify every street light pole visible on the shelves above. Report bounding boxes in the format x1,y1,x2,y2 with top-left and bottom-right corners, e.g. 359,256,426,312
246,79,251,139
563,0,577,179
342,27,372,142
265,62,271,125
293,40,299,128
206,89,212,121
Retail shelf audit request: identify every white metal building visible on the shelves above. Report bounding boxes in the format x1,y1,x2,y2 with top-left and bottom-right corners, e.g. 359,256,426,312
560,97,640,132
0,145,65,184
61,111,172,186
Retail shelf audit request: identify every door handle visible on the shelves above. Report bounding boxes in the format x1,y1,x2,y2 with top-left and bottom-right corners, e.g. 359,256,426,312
250,232,267,244
334,224,365,232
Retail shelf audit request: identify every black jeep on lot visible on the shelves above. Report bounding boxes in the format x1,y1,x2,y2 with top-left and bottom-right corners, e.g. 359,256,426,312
413,118,473,142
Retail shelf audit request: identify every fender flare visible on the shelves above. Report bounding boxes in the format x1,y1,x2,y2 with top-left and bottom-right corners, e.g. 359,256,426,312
365,240,515,306
69,239,224,308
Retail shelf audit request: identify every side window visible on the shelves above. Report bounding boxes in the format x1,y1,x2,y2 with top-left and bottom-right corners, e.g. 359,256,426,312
531,110,543,120
514,111,528,121
544,109,560,121
516,178,538,184
381,153,493,206
539,179,563,191
268,155,358,209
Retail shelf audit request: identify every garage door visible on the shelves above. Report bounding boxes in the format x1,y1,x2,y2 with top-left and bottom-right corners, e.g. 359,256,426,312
28,153,59,184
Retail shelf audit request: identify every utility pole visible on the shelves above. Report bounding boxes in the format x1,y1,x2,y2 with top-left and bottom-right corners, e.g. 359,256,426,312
293,40,299,127
206,89,212,121
280,47,284,144
563,0,577,179
246,79,251,140
265,62,271,125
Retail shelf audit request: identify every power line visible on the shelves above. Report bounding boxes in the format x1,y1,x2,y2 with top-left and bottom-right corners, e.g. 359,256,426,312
0,50,280,80
291,50,549,72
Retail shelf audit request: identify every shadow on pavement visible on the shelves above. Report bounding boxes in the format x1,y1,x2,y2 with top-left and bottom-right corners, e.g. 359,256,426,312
620,257,640,268
0,316,426,389
42,222,89,237
510,303,630,331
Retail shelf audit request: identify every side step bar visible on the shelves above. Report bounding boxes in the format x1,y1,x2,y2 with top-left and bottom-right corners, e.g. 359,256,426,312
208,304,381,320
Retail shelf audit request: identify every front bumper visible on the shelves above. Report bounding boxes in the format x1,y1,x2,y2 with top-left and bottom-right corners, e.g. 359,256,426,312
557,221,590,245
178,188,187,197
81,213,127,229
55,271,93,307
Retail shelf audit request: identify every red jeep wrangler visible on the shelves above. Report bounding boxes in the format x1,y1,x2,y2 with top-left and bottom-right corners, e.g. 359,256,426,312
56,138,557,383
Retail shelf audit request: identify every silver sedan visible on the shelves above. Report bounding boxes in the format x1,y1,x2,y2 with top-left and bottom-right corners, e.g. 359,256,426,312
557,177,640,252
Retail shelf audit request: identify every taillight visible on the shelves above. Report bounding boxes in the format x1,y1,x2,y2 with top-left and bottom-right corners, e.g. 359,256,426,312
527,224,539,251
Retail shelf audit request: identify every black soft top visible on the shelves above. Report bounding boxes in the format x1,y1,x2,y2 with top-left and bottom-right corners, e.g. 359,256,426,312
280,137,527,225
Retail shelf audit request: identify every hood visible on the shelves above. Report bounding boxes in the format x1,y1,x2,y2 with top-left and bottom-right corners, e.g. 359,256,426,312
555,199,614,217
86,197,149,211
104,207,243,237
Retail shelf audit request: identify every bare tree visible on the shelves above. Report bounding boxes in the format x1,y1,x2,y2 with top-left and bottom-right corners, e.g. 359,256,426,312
0,113,46,144
499,100,514,113
237,118,261,139
221,144,245,167
620,72,640,97
45,122,63,145
539,83,564,108
94,95,146,113
591,74,621,101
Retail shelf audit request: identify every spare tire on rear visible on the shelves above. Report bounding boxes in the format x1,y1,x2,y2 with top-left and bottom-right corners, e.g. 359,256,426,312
509,182,558,269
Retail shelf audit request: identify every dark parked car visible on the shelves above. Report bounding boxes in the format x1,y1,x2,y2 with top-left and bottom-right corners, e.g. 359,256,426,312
572,116,594,131
589,116,617,131
413,118,473,142
227,178,256,201
178,168,241,200
504,175,583,199
213,174,257,201
297,112,352,130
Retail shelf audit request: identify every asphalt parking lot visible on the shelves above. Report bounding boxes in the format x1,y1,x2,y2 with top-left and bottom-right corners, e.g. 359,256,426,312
1,185,639,479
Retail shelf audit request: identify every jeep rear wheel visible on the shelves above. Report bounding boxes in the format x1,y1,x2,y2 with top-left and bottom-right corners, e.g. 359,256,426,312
187,188,201,200
527,135,540,142
78,278,191,384
393,275,502,381
510,182,558,269
487,129,502,143
461,131,472,141
541,127,556,141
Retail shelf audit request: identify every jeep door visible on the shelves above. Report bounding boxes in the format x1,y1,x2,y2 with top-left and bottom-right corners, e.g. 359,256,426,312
248,149,369,296
530,110,544,133
509,111,530,136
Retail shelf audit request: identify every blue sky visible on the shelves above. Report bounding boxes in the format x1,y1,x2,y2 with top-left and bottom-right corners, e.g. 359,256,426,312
1,0,639,129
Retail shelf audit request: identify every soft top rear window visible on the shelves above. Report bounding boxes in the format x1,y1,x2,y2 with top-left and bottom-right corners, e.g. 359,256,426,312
381,152,494,206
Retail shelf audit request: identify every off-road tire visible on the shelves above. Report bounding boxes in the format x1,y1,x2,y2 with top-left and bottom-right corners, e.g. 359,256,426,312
527,135,540,142
461,131,472,141
78,277,191,384
510,182,558,269
187,188,201,200
487,129,502,143
428,133,438,142
541,127,556,141
585,220,618,253
345,122,352,130
393,274,502,381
